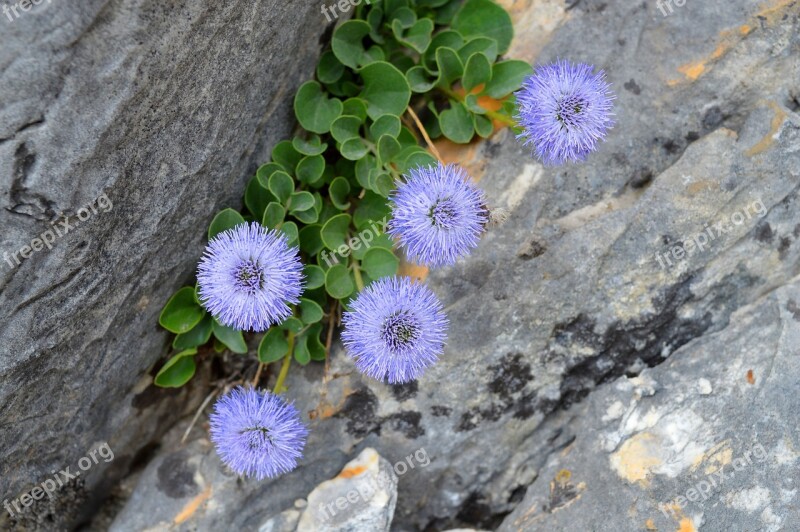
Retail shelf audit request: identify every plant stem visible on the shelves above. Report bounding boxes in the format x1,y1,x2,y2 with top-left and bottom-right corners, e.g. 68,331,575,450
406,106,443,162
252,363,264,386
438,86,517,127
352,259,365,291
273,332,295,394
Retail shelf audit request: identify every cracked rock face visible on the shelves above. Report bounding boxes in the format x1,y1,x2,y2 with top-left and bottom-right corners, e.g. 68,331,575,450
106,1,799,530
0,1,329,529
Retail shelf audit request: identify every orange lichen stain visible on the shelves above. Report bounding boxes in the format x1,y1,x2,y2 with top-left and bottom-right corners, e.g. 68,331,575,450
645,518,658,530
174,485,212,525
308,385,354,420
668,0,793,86
431,138,487,182
746,100,787,156
338,465,368,479
610,432,663,484
694,440,732,475
677,517,696,532
555,469,571,487
686,181,717,195
747,369,756,384
399,260,428,281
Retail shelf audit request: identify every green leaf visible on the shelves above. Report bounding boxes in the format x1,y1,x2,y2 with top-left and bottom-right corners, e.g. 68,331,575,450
359,62,412,120
362,247,400,279
377,135,401,166
406,66,436,93
332,20,371,69
452,0,514,54
293,334,311,365
258,328,289,363
340,138,369,161
271,140,303,172
317,50,345,84
244,176,275,220
391,6,416,28
256,162,286,188
289,191,315,212
173,314,213,350
354,191,390,229
370,115,401,140
440,101,475,143
325,264,355,299
154,349,197,388
299,298,324,324
329,176,352,210
262,202,285,229
269,171,294,204
294,81,343,134
462,52,492,92
392,18,434,54
435,0,462,24
292,135,328,156
352,233,394,260
299,224,324,256
331,115,363,143
398,149,438,173
208,209,245,240
306,324,327,361
484,60,533,98
362,45,386,66
304,264,326,289
474,113,494,138
280,317,304,333
355,154,376,189
458,37,499,64
465,93,487,114
160,287,205,334
297,155,326,187
292,207,319,225
212,319,248,354
280,221,299,246
424,30,464,71
372,172,395,197
342,98,368,122
435,47,464,86
367,6,385,43
321,213,352,251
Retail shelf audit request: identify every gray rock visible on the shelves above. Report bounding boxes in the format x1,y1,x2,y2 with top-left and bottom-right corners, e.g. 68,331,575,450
108,0,800,529
0,1,330,529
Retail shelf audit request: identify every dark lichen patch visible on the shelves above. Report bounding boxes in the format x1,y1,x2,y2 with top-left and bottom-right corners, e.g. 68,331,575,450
430,405,452,417
786,300,800,322
546,470,584,513
517,236,547,260
457,407,482,432
488,353,533,399
383,411,425,439
390,380,418,402
513,392,538,420
778,236,791,258
454,491,510,530
156,450,198,499
2,477,87,531
131,385,180,411
623,79,641,95
335,388,381,438
628,167,654,189
754,221,774,243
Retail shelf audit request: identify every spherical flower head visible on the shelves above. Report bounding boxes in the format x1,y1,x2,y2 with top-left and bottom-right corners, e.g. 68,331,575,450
514,60,614,165
342,276,448,384
198,222,304,332
388,163,488,268
209,386,308,480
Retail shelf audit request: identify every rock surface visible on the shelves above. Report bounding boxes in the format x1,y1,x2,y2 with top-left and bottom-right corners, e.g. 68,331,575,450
0,1,329,529
6,0,800,531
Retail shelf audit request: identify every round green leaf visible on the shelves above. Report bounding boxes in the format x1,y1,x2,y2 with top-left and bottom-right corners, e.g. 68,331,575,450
160,287,205,334
462,52,492,92
317,50,345,84
296,155,326,186
294,81,343,134
299,224,325,256
289,191,315,212
331,115,363,143
370,115,402,140
359,62,412,120
440,101,475,144
332,20,371,69
258,328,289,363
458,37,499,64
268,171,294,204
280,221,299,246
292,207,320,225
321,213,352,251
424,30,464,71
452,0,514,54
244,175,276,220
256,162,286,187
271,140,303,172
484,60,533,98
342,98,368,122
173,314,213,350
280,317,304,333
262,202,285,230
299,298,324,324
329,176,351,210
377,135,401,166
306,324,327,361
293,334,311,366
304,264,326,290
435,47,464,86
474,113,494,138
340,138,369,161
212,319,248,354
325,264,355,299
392,18,434,54
406,65,436,93
362,247,400,279
292,135,328,156
354,191,390,230
208,209,245,240
154,349,197,388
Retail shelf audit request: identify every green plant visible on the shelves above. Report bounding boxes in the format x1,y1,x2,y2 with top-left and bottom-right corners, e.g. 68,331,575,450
155,0,531,389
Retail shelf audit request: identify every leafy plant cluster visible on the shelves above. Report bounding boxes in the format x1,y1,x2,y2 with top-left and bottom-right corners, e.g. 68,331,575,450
154,0,531,388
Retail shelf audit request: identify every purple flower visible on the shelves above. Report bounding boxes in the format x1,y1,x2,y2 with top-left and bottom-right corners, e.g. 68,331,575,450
198,222,303,332
515,60,614,165
342,276,448,384
388,163,488,268
209,386,308,480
